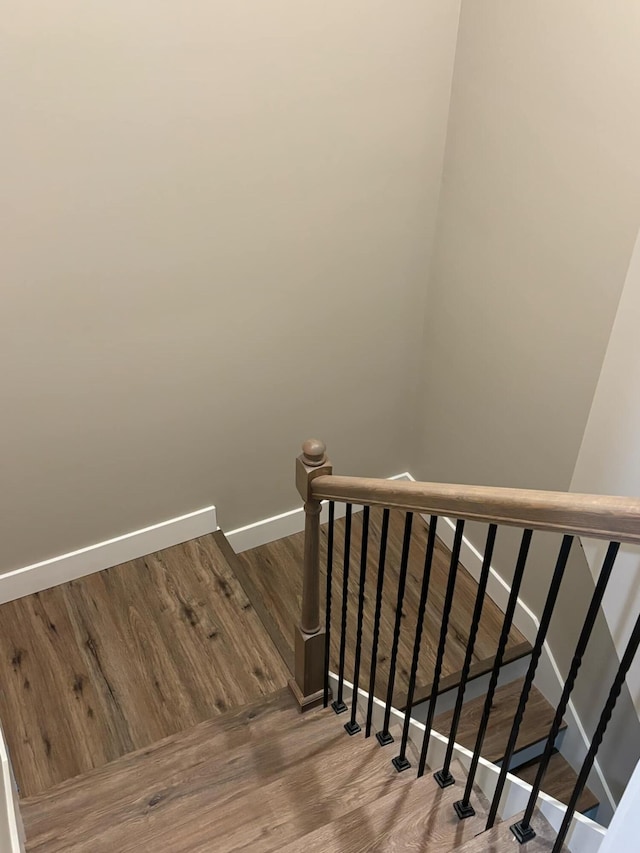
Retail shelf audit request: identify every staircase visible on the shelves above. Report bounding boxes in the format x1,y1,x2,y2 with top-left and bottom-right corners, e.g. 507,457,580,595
231,513,597,820
1,438,639,851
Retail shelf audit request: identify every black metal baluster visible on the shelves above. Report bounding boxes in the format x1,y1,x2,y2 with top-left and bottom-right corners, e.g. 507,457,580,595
365,509,390,738
345,506,370,735
392,516,439,772
454,529,533,818
485,535,574,830
509,540,620,841
376,512,414,746
323,501,335,708
332,503,352,714
434,524,498,787
417,519,466,777
548,610,640,853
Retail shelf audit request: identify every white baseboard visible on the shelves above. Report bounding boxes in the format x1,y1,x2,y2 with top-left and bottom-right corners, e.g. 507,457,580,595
226,504,329,553
225,473,412,553
0,506,217,605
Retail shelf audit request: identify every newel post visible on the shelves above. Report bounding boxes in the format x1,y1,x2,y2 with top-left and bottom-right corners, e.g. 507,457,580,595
289,439,333,712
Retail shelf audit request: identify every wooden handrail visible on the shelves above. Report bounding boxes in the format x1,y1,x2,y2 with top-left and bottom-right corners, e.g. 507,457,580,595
310,476,640,545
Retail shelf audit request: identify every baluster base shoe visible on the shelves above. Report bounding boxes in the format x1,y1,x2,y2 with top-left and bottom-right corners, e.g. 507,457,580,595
434,770,456,789
376,731,395,747
331,700,348,715
454,800,476,820
344,720,361,736
392,755,411,773
511,821,537,843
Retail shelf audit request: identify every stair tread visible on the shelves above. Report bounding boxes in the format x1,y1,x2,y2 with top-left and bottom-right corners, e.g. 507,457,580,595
277,758,487,853
433,679,566,764
21,692,414,852
0,532,290,798
514,752,599,815
454,810,568,852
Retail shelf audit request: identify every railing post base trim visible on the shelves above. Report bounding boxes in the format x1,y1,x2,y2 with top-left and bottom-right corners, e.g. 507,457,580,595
344,720,361,736
331,700,348,715
287,679,327,714
294,624,325,696
511,821,537,844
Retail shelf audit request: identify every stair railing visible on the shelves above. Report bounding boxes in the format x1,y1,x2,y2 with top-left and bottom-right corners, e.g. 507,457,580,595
291,439,640,852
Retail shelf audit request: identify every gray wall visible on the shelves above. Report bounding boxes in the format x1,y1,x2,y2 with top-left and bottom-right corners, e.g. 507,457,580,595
418,0,640,802
0,1,461,571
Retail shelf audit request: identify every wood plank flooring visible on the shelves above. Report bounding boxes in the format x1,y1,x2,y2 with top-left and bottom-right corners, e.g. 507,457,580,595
455,810,565,852
0,535,289,797
514,752,599,815
236,509,529,708
277,761,485,853
21,689,488,853
433,678,566,765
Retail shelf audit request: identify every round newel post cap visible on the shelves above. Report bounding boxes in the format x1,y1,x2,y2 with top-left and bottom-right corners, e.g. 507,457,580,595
301,439,327,467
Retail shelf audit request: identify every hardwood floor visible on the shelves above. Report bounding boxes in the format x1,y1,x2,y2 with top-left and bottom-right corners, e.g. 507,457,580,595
277,761,486,853
21,689,488,853
514,752,599,816
0,535,290,797
455,810,564,852
3,517,582,852
236,509,529,708
433,678,566,765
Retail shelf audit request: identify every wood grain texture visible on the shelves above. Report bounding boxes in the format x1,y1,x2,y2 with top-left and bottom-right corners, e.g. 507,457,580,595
310,475,640,544
514,752,599,815
433,678,566,764
21,692,433,853
0,535,289,797
235,510,529,708
454,810,568,852
277,758,487,853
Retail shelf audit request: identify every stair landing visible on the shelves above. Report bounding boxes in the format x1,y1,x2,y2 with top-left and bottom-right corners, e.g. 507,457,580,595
0,534,290,797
